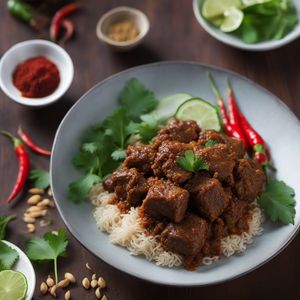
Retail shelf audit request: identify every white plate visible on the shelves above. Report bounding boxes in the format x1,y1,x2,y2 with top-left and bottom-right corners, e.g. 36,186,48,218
2,240,36,300
51,61,300,286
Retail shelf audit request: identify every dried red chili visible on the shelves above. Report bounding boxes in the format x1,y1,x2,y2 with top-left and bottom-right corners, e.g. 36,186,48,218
13,56,60,98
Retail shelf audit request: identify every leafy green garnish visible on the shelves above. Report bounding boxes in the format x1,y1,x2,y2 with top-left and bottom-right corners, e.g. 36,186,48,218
69,79,159,203
68,174,101,203
26,228,68,284
258,180,296,225
234,0,298,44
119,78,158,121
0,215,16,240
30,169,50,189
0,241,19,271
176,150,209,172
204,139,219,148
253,143,266,154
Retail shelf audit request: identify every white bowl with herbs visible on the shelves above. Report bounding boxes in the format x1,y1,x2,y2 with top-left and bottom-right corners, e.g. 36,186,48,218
193,0,300,51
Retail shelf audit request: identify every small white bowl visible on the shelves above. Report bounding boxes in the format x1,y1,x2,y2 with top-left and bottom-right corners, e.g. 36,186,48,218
0,39,74,107
193,0,300,51
96,6,150,51
3,240,36,300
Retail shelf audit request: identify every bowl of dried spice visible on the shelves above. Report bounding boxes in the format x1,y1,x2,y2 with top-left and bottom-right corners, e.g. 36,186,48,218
96,6,150,51
0,39,74,107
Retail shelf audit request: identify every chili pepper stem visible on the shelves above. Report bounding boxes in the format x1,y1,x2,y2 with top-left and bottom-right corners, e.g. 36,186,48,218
2,130,22,147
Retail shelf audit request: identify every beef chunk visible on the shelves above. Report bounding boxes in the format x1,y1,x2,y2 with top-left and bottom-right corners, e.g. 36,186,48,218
124,144,156,174
233,158,266,202
186,175,229,221
153,118,200,147
103,168,148,206
152,141,193,184
199,130,245,158
142,178,189,222
195,144,236,184
160,213,208,256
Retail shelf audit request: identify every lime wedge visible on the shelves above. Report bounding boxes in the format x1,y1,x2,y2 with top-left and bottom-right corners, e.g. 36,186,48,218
175,98,221,131
0,270,28,300
220,7,244,32
202,0,241,19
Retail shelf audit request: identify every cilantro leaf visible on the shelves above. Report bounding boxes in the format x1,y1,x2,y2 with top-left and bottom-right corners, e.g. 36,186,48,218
204,140,219,148
119,78,158,121
258,180,296,225
111,149,126,161
176,150,209,172
0,215,16,240
138,114,159,142
73,151,99,172
30,169,50,189
103,108,131,149
26,228,68,283
0,241,19,271
68,174,101,203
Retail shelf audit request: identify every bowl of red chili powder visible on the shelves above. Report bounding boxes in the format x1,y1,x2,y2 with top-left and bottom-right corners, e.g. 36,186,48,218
0,39,73,107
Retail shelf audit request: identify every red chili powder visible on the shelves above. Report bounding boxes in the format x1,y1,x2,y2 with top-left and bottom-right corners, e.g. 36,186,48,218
13,56,60,98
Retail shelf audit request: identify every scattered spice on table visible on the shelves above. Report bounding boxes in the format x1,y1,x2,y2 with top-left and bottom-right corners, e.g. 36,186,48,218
107,20,139,42
1,130,30,203
13,56,60,98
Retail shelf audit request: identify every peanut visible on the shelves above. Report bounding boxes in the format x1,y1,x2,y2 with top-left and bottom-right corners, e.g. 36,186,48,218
27,194,42,205
37,198,51,208
64,272,76,283
26,205,42,213
40,282,48,294
57,278,70,288
91,279,98,288
65,290,71,300
98,277,106,289
28,210,47,218
23,215,35,223
82,277,90,289
101,295,108,300
50,285,57,297
46,276,55,287
27,223,35,233
29,188,44,195
95,287,101,299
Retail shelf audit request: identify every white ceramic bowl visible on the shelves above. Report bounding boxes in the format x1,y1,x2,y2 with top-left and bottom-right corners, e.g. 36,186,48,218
96,6,150,51
0,39,74,107
3,240,36,300
193,0,300,51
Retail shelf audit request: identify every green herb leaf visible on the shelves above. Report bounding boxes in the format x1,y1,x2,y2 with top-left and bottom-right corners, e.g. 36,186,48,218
0,241,19,271
111,149,126,161
258,180,296,225
138,114,159,142
26,228,68,283
68,174,101,203
30,169,50,189
204,139,219,148
176,150,209,172
253,143,266,154
0,215,16,240
119,78,158,121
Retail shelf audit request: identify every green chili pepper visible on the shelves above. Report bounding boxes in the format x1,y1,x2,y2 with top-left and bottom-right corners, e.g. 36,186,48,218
7,0,33,25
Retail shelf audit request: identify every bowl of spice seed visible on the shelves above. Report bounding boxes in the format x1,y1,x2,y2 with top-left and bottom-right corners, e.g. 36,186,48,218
96,6,150,51
0,39,74,107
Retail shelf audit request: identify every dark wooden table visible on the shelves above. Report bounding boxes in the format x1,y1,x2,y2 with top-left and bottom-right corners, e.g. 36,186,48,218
1,1,300,299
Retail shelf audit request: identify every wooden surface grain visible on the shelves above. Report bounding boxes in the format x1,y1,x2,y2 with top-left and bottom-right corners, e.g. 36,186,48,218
1,1,300,299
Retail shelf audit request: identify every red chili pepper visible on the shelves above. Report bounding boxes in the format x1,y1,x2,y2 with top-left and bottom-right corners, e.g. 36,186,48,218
59,19,74,45
17,127,51,156
50,3,80,42
227,80,248,150
226,82,271,165
2,131,30,203
208,73,233,136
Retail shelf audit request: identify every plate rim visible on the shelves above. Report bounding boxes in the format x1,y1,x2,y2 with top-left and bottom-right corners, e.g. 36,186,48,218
50,60,300,286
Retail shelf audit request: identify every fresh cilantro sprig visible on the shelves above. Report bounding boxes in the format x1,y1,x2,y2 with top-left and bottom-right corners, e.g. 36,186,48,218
69,79,159,203
0,241,19,271
26,228,68,284
30,169,50,189
0,214,16,240
258,180,296,225
176,150,209,173
119,78,158,121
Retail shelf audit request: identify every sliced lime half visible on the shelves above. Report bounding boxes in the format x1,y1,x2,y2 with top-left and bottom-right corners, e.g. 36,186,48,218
175,98,221,131
0,270,28,300
220,7,244,32
202,0,242,19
